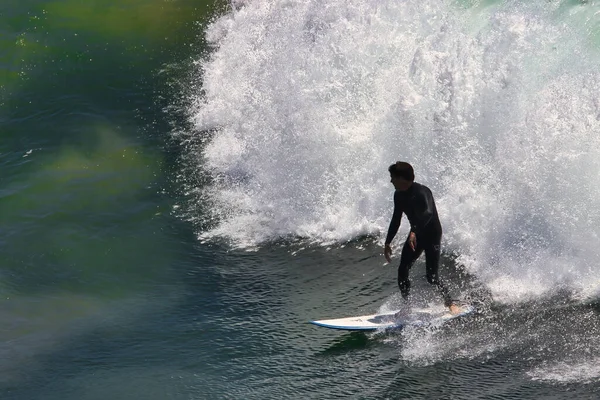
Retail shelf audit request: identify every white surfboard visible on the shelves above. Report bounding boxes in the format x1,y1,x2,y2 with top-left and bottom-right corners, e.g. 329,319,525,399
310,304,475,331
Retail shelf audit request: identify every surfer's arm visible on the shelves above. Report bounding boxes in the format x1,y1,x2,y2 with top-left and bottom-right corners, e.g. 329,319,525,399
385,191,403,245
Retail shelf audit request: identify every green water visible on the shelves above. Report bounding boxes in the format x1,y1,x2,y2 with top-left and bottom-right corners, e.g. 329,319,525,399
1,0,214,293
1,1,219,394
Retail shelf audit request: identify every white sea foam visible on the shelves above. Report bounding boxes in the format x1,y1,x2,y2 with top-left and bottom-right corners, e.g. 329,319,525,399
528,359,600,384
183,0,600,300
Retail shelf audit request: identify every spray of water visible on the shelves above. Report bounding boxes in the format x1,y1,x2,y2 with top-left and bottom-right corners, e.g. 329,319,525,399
182,0,600,301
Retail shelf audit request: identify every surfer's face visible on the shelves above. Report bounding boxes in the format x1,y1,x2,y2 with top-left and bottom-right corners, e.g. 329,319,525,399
390,175,412,191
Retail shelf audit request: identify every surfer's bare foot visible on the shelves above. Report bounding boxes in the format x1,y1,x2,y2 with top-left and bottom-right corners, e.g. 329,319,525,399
448,303,461,315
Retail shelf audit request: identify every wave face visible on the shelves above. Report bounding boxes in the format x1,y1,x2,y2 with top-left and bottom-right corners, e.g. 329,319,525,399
184,0,600,301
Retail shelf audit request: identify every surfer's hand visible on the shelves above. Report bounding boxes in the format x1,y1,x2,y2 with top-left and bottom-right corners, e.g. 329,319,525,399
384,244,392,263
409,232,417,251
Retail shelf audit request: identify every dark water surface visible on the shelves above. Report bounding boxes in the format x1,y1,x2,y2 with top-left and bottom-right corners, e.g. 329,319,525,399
3,1,600,399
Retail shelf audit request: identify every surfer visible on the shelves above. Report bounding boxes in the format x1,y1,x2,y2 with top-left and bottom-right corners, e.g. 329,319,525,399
383,161,459,314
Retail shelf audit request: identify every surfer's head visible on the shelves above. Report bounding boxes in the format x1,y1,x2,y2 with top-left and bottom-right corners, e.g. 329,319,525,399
388,161,414,191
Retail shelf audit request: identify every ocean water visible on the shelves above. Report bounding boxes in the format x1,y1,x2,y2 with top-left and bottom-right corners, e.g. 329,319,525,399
3,0,600,399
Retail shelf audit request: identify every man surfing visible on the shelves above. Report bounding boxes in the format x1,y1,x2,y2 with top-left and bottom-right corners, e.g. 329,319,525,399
383,161,460,315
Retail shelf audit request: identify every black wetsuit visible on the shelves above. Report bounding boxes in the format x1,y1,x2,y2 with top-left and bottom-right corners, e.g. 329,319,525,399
385,182,451,306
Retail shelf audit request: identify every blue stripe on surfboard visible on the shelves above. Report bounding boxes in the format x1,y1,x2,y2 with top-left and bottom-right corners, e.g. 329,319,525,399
309,320,398,331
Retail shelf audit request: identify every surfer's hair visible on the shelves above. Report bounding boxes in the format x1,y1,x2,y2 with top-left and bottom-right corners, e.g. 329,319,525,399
388,161,414,181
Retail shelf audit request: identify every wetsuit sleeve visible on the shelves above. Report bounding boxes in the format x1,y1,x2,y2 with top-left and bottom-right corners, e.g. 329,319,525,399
410,186,435,236
385,191,403,245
